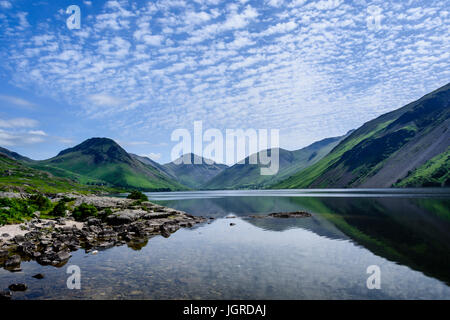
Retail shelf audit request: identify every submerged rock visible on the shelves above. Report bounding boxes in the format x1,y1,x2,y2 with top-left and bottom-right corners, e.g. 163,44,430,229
0,195,206,271
5,255,20,268
8,283,27,292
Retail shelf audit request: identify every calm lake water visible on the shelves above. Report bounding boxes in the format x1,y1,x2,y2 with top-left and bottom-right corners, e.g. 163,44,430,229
1,189,450,300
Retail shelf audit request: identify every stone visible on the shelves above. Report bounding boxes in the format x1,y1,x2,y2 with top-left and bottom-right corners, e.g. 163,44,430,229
87,218,102,226
0,290,11,300
8,283,27,291
13,235,25,244
32,273,44,279
5,255,21,268
56,249,71,261
0,249,8,258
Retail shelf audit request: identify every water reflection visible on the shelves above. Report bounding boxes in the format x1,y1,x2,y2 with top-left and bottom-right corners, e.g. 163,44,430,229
150,191,450,286
1,190,449,300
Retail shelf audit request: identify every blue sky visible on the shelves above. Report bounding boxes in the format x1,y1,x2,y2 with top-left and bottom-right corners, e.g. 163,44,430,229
0,0,449,163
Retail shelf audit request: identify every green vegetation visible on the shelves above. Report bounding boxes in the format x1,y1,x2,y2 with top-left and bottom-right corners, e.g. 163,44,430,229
204,135,346,190
34,138,185,191
72,203,98,221
273,83,450,188
0,194,68,225
0,153,121,194
163,153,227,189
0,197,37,225
395,148,450,187
51,201,68,217
29,194,52,211
127,190,148,201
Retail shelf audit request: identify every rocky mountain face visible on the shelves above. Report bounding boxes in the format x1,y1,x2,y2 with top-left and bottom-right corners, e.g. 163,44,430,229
274,83,450,188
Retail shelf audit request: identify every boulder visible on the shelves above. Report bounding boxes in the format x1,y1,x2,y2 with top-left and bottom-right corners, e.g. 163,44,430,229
8,283,27,291
0,290,11,300
0,249,8,258
13,235,25,244
5,255,21,268
106,209,147,225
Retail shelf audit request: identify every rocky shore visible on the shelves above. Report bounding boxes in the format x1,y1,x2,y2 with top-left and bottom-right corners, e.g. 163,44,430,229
0,194,206,274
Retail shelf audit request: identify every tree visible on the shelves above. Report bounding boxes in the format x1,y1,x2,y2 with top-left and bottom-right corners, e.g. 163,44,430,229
127,190,148,201
72,203,98,221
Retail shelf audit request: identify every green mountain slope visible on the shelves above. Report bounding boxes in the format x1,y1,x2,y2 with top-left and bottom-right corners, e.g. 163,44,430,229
395,148,450,187
0,153,115,194
0,147,32,162
163,153,228,189
31,138,185,191
204,134,349,190
274,83,450,188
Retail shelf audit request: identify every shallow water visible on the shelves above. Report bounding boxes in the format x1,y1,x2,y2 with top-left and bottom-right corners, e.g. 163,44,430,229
1,189,450,299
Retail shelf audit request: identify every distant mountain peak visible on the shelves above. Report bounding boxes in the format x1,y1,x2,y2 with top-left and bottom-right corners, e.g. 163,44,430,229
56,137,126,158
171,153,226,166
0,146,31,162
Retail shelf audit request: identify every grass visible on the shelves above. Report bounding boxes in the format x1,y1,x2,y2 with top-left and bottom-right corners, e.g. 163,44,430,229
0,154,122,195
395,148,450,187
0,196,60,225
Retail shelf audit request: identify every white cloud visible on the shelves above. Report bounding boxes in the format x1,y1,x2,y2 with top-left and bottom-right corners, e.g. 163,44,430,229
0,129,45,146
0,95,36,108
261,21,298,36
28,130,47,136
0,118,38,128
88,94,124,107
1,0,449,154
0,1,12,9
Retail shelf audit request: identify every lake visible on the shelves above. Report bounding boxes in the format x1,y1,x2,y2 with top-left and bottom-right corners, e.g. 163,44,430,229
1,189,450,299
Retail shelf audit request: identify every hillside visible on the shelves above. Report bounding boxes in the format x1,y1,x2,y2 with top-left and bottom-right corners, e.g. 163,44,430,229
395,148,450,187
163,153,228,189
0,147,32,162
31,138,185,191
204,134,348,190
274,83,450,188
0,153,115,194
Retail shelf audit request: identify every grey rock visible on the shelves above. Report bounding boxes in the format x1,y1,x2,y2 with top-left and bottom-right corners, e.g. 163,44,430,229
13,235,25,244
0,290,11,300
8,283,27,291
5,255,21,268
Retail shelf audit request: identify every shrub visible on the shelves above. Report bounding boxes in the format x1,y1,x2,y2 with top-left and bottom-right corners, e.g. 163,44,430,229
0,197,34,225
127,190,148,202
29,194,52,211
72,203,98,221
51,201,67,217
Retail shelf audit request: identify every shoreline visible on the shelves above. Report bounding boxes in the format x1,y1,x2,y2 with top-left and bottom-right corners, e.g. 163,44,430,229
0,193,206,275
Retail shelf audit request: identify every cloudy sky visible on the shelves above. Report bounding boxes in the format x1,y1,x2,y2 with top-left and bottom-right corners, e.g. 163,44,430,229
0,0,449,163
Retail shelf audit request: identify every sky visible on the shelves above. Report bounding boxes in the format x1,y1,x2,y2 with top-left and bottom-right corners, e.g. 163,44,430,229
0,0,449,164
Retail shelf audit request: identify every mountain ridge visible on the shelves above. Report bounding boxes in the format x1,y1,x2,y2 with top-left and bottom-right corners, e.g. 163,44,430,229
204,133,350,190
273,82,450,188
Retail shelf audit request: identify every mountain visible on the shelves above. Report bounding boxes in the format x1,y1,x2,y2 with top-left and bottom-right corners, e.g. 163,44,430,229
0,147,32,162
163,153,228,189
394,147,450,187
31,138,185,191
0,153,116,194
203,134,349,190
274,83,450,188
130,153,176,179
